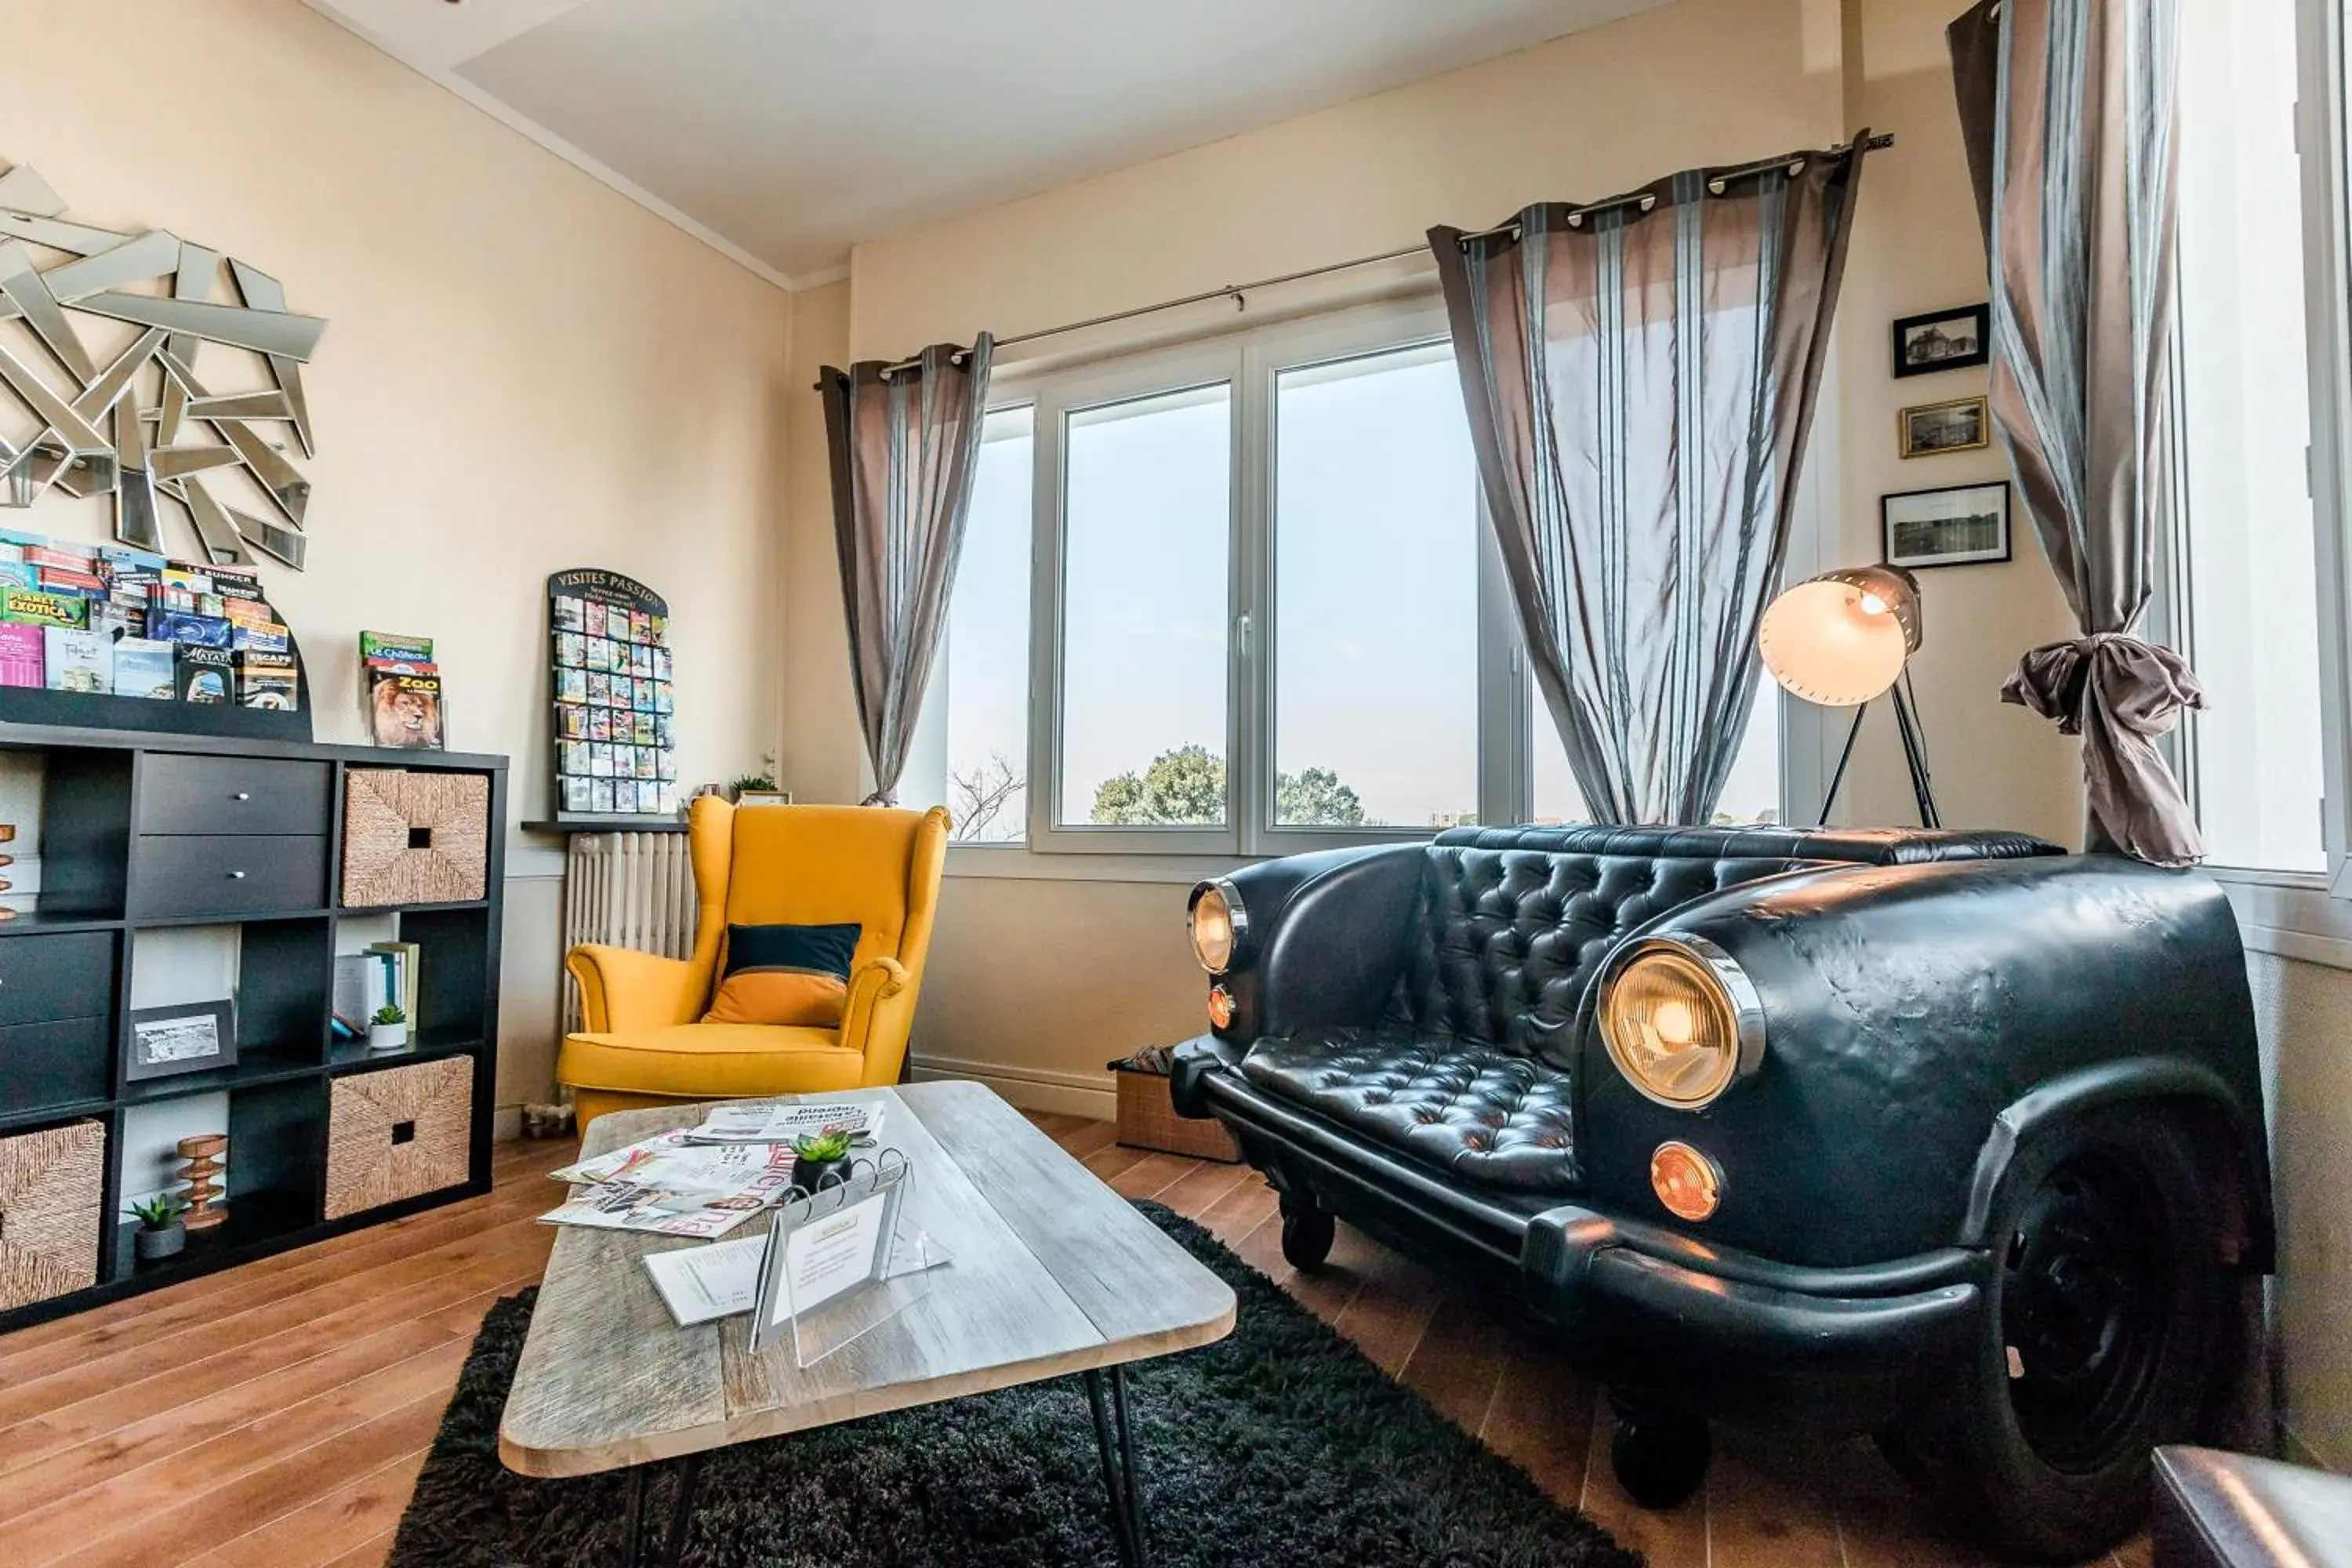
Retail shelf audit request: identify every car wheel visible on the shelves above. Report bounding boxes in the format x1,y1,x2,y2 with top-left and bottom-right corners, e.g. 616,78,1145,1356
1878,1105,2249,1559
1279,1207,1335,1271
1610,1406,1710,1510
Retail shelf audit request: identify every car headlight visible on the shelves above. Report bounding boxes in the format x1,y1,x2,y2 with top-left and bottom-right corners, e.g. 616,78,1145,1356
1598,936,1766,1109
1187,880,1247,974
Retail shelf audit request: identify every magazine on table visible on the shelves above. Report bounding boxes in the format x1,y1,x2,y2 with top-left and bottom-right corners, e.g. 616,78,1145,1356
684,1099,886,1147
539,1139,799,1239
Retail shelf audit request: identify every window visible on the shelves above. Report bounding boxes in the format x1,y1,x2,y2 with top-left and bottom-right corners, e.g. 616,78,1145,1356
934,406,1033,843
1272,343,1479,829
1056,383,1232,829
987,299,1803,856
2171,0,2328,872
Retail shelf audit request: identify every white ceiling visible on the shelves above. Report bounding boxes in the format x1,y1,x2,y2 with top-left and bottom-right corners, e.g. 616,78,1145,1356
306,0,1667,288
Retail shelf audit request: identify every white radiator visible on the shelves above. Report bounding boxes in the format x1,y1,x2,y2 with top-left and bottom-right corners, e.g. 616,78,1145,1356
561,831,699,1034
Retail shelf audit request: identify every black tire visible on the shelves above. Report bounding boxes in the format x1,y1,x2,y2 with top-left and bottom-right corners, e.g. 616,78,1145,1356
1280,1207,1335,1271
1878,1105,2250,1560
1610,1408,1710,1510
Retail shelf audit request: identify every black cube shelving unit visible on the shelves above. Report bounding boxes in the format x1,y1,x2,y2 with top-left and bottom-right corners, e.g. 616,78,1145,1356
0,720,508,1328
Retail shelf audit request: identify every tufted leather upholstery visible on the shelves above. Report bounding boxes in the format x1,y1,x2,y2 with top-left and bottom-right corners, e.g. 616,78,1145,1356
1240,1027,1577,1192
1237,824,2066,1193
1429,823,2063,866
1393,844,1827,1067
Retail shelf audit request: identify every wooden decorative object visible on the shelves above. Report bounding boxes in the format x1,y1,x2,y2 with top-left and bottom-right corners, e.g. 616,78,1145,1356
1113,1063,1241,1163
341,768,489,907
0,822,14,923
175,1134,228,1230
0,1120,105,1309
325,1058,472,1220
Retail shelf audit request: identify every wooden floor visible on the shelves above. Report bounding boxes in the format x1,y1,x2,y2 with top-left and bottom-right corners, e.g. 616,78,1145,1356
0,1115,2150,1568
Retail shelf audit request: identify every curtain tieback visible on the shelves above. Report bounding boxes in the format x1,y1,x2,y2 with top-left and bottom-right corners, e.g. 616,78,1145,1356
860,789,898,808
1998,631,2205,739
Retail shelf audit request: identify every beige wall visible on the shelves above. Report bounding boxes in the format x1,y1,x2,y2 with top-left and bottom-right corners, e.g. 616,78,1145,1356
2250,951,2352,1469
2,0,793,1109
779,281,866,807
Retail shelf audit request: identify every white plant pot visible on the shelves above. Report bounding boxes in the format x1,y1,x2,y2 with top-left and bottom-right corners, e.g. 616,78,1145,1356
368,1021,409,1051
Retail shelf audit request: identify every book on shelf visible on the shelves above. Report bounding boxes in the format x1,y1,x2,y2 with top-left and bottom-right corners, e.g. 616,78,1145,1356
332,948,414,1034
366,940,421,1026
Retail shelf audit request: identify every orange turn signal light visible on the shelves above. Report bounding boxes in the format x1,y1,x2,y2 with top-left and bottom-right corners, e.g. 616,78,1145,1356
1207,986,1234,1029
1650,1141,1723,1222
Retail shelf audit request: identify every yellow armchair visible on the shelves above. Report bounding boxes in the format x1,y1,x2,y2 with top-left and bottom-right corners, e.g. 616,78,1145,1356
558,797,949,1132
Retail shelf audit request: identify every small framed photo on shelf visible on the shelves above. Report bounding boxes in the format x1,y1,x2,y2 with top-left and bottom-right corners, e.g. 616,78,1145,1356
1883,481,2013,570
1898,395,1991,459
123,1000,238,1083
1892,303,1990,378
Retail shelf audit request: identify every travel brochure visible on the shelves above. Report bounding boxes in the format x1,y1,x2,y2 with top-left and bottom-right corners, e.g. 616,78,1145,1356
539,1098,884,1239
539,1138,800,1239
546,566,678,818
0,526,300,709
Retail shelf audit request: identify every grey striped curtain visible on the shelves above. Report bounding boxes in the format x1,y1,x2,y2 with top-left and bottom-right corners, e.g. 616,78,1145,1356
819,336,994,806
1429,148,1867,825
1951,0,2204,865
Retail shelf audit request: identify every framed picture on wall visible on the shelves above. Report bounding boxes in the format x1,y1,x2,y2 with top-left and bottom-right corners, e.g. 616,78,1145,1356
1892,303,1991,377
122,1000,238,1083
1883,481,2013,570
1898,395,1991,459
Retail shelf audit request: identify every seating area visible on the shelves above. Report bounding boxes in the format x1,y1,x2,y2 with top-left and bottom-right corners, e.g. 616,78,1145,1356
4,1,2350,1565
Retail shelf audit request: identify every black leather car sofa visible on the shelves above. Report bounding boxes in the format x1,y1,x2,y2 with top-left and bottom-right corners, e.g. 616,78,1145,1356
1171,824,2274,1559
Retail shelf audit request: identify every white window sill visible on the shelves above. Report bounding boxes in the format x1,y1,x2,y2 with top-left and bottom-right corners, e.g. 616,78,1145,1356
944,844,1262,884
2209,867,2352,969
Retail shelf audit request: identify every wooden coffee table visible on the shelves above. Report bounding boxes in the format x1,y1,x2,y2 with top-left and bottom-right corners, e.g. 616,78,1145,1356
499,1080,1237,1567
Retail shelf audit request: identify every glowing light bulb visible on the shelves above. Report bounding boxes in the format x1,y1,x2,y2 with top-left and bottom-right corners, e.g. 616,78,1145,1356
1858,591,1889,616
1652,998,1698,1046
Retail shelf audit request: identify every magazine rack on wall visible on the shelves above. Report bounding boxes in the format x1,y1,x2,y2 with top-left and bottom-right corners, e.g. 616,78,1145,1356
0,631,312,742
545,568,678,827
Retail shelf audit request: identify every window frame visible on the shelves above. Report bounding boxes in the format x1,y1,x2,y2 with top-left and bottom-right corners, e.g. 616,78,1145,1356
968,292,1805,865
2154,0,2352,934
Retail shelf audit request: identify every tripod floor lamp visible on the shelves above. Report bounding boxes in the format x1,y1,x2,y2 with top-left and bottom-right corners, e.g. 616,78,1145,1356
1757,564,1940,827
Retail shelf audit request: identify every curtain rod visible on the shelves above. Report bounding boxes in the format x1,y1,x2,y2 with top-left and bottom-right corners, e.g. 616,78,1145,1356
831,132,1894,382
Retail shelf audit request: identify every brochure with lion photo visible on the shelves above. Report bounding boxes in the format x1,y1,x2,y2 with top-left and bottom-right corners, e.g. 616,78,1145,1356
360,630,445,750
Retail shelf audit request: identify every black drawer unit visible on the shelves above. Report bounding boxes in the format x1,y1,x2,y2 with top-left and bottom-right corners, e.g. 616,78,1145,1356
138,754,333,837
0,931,114,1026
0,1016,111,1115
0,720,509,1330
131,834,329,919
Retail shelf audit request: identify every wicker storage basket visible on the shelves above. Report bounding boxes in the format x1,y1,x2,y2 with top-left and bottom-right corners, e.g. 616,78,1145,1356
1113,1060,1240,1163
341,768,489,907
325,1058,473,1219
0,1120,104,1310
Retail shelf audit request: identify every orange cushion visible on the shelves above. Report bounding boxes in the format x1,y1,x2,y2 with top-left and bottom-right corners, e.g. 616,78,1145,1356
701,921,858,1027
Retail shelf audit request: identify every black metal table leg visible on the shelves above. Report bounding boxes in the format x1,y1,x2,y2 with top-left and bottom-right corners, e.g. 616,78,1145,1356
619,1452,702,1568
1083,1366,1149,1568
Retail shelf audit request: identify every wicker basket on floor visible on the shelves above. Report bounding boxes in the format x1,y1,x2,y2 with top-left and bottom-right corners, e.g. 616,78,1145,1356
1111,1051,1240,1163
325,1058,473,1219
0,1120,104,1310
341,768,489,907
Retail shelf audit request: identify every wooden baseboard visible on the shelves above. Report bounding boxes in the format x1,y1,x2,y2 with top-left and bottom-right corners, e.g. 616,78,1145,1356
906,1052,1116,1121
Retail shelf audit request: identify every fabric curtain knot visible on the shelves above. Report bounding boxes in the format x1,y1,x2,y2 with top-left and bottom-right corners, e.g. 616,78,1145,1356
860,790,898,808
2002,632,2207,868
1999,633,2205,739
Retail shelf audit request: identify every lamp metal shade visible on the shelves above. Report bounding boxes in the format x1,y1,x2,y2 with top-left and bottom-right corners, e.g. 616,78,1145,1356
1758,564,1924,707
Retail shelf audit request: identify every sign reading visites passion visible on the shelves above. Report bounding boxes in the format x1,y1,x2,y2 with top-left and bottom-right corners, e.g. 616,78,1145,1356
546,568,677,822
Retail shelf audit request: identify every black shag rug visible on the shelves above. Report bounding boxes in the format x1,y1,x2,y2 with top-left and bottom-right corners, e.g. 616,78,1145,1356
391,1201,1639,1567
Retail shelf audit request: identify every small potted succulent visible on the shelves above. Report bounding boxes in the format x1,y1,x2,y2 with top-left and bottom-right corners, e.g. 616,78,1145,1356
368,1004,409,1052
132,1192,187,1261
791,1128,854,1192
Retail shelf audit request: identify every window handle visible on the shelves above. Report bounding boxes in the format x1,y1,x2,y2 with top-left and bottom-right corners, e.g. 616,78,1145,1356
1236,612,1252,658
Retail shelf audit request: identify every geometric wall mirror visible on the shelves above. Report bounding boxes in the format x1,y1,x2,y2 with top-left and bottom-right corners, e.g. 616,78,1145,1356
0,159,326,571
